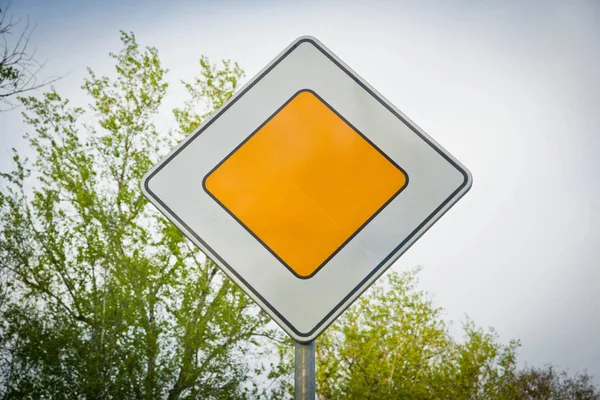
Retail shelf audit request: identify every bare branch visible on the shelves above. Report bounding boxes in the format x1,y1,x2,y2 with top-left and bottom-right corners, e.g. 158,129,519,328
0,2,62,110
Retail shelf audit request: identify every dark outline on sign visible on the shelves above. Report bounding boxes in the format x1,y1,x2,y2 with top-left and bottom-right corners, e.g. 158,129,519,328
201,89,409,280
142,38,470,340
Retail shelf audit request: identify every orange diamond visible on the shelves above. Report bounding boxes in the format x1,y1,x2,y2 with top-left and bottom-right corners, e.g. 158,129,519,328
204,90,407,278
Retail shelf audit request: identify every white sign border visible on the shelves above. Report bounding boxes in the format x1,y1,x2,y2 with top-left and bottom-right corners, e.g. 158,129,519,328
141,36,473,343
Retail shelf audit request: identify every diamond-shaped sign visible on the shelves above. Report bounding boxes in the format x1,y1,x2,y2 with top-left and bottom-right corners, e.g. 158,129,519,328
204,89,408,279
141,36,472,343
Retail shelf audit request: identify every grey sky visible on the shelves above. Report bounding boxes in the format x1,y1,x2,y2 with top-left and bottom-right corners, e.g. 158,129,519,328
1,0,599,381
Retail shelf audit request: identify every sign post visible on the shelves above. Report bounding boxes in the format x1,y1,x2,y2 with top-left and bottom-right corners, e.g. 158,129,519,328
141,36,472,398
295,341,316,400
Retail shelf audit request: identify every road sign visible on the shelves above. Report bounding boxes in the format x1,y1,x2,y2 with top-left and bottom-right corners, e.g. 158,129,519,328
141,36,472,343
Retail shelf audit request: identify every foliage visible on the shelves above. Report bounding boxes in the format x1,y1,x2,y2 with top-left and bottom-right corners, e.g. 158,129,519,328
173,55,243,136
504,366,600,400
0,31,277,399
312,268,520,399
271,268,598,399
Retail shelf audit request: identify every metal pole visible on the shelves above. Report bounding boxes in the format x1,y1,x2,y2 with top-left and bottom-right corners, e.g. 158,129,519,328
294,340,316,400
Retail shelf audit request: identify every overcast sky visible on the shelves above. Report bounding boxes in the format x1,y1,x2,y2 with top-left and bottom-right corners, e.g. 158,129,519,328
1,0,599,382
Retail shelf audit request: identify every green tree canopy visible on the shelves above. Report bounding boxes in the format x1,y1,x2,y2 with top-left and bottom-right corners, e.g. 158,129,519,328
0,31,277,399
271,268,598,399
314,268,520,400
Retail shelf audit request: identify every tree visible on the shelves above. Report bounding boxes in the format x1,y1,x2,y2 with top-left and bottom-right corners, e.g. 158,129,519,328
0,31,279,399
504,366,600,400
310,268,520,399
270,268,597,400
0,1,57,110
